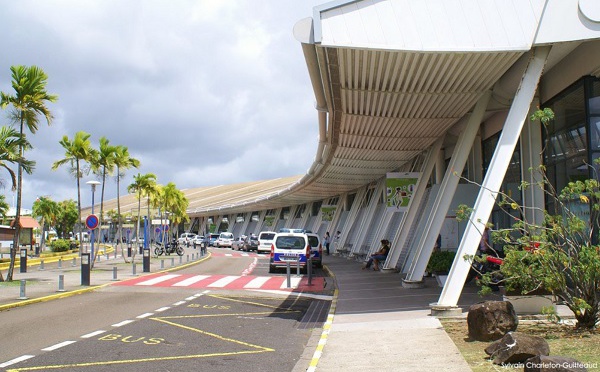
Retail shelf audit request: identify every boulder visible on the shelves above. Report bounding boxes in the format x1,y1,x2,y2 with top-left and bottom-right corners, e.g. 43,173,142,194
524,355,589,372
467,300,518,341
485,331,550,365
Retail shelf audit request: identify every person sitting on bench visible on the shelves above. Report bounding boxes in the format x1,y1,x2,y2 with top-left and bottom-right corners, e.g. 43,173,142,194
362,239,390,271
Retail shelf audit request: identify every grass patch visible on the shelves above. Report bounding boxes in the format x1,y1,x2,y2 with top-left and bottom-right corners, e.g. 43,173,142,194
441,318,600,371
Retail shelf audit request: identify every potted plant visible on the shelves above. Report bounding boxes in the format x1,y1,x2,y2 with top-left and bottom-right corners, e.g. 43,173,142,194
427,250,456,287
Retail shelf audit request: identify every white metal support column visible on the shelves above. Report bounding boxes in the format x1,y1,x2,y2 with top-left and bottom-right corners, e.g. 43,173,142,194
253,210,268,235
344,188,367,255
434,46,551,312
404,90,492,283
299,203,313,229
521,100,545,226
239,212,251,234
326,196,346,254
387,137,444,269
284,205,299,228
352,180,386,254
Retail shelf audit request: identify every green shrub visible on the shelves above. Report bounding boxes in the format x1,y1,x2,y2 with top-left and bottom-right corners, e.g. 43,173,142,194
427,250,456,274
50,239,70,253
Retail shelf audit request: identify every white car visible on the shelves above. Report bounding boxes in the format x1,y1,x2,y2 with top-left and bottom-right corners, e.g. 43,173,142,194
216,232,234,248
177,233,196,246
257,231,276,253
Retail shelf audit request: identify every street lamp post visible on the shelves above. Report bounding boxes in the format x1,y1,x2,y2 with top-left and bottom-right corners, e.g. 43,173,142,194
86,180,101,264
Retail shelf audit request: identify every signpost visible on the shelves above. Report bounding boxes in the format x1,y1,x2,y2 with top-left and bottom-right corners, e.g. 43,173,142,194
84,214,99,285
279,253,301,288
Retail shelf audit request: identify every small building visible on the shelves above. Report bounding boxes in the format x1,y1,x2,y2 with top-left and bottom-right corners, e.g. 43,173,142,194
10,216,40,248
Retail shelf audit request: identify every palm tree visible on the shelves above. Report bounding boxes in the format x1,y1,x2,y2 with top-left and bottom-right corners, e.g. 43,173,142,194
112,145,139,259
52,131,96,247
127,173,157,245
1,65,57,281
159,182,189,240
32,196,59,252
0,195,10,223
89,137,117,263
0,126,35,281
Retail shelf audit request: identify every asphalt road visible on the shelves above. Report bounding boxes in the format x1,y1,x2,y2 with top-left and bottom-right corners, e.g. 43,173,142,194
1,251,330,372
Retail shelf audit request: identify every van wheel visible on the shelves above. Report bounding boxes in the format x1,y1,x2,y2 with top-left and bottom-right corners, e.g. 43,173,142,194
268,265,276,273
316,262,323,269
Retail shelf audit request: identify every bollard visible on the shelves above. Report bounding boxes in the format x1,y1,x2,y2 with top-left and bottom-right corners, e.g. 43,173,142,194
72,257,77,267
58,274,65,292
186,254,189,263
106,252,109,260
132,262,137,276
58,258,62,269
18,280,28,300
98,254,101,262
179,256,183,265
160,260,164,269
39,260,45,271
112,266,118,281
171,257,175,267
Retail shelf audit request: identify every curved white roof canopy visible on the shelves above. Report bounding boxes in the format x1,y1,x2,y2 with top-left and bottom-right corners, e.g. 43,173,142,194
90,0,600,218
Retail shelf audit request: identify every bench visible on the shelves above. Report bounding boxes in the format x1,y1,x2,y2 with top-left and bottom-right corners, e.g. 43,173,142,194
353,245,371,262
335,243,353,257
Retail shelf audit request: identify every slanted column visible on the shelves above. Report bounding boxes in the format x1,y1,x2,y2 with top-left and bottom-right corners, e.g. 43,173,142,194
520,99,545,227
387,137,444,269
434,46,551,311
404,90,492,283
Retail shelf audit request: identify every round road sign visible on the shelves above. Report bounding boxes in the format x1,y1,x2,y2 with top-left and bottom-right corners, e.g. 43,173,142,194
85,214,99,230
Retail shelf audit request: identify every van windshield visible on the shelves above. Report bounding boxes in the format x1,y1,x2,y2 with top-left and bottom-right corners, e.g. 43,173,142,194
276,236,306,250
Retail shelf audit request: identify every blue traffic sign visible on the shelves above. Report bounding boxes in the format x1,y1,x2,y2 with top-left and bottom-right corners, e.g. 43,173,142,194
85,214,99,230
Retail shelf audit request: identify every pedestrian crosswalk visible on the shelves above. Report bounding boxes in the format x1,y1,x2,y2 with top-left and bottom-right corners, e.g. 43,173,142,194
114,273,324,292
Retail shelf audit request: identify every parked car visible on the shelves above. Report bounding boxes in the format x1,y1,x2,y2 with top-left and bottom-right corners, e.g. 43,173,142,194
231,235,247,251
216,232,234,248
269,231,311,273
192,235,204,247
241,234,259,252
177,232,196,246
208,233,220,247
257,231,276,253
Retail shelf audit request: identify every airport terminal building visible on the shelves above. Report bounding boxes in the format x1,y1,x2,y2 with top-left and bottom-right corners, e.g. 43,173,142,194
96,0,600,311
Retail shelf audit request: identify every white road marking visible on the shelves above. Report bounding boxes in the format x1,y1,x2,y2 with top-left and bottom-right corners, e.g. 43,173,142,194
207,276,239,287
244,276,271,289
81,330,106,338
173,275,210,286
42,341,76,351
135,274,181,285
0,355,35,368
280,277,301,289
112,320,135,327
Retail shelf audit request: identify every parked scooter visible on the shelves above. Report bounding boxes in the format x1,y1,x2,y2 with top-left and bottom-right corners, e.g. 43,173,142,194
154,240,184,256
465,252,504,290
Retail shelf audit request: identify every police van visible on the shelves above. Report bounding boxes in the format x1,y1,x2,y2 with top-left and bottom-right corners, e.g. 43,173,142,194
269,230,318,273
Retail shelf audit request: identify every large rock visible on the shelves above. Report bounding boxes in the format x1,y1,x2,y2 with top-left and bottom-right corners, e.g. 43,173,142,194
467,300,518,341
524,355,589,371
485,331,550,365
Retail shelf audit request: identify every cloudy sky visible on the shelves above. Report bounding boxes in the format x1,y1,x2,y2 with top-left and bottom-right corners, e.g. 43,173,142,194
0,0,325,211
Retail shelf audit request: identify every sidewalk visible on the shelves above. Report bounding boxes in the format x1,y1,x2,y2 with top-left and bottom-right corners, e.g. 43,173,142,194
304,254,501,372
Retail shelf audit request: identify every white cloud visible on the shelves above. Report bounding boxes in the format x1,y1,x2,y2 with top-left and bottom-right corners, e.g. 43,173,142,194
0,0,324,210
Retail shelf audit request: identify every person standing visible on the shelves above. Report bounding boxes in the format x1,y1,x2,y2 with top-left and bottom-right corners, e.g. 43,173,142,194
323,232,331,255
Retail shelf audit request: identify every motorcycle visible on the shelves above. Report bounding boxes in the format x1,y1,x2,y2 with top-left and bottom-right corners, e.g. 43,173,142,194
465,252,504,290
154,240,184,256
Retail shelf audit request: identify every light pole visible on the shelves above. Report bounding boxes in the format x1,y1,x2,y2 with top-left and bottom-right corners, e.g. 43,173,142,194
86,180,101,263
